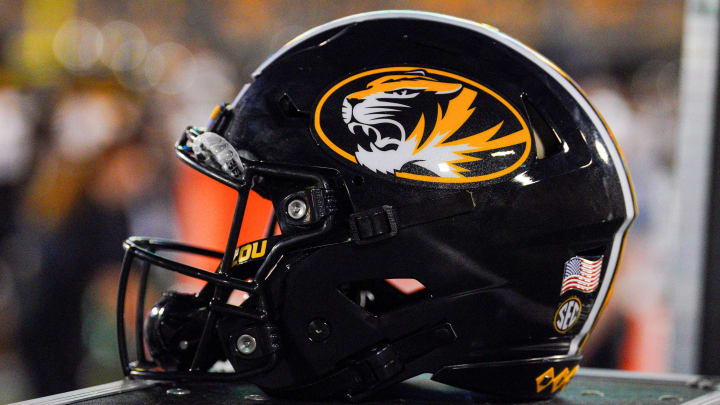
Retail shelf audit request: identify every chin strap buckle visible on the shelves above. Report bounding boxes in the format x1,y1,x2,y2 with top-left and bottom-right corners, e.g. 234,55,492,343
278,322,456,401
348,191,479,245
349,205,398,244
343,322,457,400
350,344,403,390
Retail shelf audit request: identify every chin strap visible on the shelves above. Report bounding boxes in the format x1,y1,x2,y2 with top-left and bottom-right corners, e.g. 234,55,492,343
277,322,457,401
349,191,480,244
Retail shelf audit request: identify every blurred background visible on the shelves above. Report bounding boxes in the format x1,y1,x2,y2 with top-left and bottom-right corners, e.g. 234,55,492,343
0,0,711,402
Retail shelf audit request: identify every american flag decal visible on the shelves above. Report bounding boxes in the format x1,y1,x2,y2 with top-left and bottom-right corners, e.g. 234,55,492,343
561,256,603,294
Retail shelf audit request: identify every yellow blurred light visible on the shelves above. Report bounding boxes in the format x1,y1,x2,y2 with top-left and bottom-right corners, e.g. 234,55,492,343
14,0,74,85
53,18,103,70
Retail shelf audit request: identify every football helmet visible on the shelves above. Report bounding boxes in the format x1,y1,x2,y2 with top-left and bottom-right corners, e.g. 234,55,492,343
117,10,636,401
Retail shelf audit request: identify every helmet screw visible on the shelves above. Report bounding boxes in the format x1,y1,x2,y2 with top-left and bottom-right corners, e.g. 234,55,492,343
236,334,257,355
178,340,189,350
287,199,307,220
307,318,331,342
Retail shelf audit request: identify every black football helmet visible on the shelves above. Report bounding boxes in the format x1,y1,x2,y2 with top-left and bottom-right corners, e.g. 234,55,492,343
117,10,636,401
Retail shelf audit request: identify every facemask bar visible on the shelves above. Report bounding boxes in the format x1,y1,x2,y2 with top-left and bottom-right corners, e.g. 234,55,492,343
117,127,340,381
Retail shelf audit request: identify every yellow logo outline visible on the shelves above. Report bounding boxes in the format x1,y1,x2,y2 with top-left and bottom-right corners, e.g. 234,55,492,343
314,66,532,184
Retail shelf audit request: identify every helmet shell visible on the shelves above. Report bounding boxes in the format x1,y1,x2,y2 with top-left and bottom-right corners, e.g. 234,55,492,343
220,11,635,398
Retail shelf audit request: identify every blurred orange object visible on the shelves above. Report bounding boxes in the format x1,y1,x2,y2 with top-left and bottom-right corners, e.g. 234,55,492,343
174,161,273,276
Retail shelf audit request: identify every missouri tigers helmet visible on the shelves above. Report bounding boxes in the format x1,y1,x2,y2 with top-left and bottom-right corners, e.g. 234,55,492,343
117,10,636,401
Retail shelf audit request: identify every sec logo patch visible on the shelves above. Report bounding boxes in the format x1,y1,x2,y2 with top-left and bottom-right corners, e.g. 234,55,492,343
313,67,532,185
554,297,582,333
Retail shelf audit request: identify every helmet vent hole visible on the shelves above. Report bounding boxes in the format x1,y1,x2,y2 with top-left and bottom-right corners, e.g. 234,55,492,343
337,278,431,315
522,95,563,160
278,93,308,118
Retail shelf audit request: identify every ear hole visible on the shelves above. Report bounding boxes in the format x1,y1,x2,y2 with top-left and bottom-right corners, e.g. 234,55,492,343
337,278,431,315
521,94,563,159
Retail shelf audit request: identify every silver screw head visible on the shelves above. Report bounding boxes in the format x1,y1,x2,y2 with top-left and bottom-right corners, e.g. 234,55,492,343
178,340,189,350
287,199,307,219
236,334,257,355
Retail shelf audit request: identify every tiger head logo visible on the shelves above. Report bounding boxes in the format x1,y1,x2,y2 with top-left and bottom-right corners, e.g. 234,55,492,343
314,67,532,184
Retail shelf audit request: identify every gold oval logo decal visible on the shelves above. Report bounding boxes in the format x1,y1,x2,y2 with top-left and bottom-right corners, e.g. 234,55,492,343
313,67,532,184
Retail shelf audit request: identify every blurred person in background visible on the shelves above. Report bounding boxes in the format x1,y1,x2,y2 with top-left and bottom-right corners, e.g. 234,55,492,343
13,87,162,396
0,86,36,400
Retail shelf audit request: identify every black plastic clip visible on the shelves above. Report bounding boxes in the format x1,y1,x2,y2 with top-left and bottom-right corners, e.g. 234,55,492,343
349,205,398,244
310,188,338,219
354,344,403,385
207,103,234,135
344,344,403,400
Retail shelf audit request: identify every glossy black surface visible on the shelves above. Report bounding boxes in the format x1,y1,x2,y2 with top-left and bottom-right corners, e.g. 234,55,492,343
117,11,635,401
